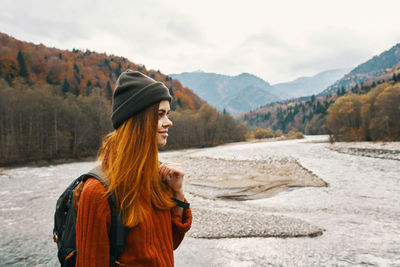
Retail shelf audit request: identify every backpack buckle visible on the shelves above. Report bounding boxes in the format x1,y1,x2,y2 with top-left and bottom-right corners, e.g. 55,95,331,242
53,233,59,243
65,251,75,261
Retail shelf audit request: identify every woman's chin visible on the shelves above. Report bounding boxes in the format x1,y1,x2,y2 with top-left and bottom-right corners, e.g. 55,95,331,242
157,140,167,147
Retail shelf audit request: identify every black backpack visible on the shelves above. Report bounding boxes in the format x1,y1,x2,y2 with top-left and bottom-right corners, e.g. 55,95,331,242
53,166,130,267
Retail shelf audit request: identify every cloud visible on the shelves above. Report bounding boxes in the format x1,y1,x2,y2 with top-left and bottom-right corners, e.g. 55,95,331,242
240,32,287,49
0,1,88,44
0,0,207,65
206,27,400,83
166,17,204,44
287,28,392,74
1,0,400,84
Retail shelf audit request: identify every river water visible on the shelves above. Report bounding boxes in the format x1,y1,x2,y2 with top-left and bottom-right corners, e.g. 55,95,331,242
1,136,399,266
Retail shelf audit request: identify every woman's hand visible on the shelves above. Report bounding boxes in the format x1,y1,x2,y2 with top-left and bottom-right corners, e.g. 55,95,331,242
159,162,184,200
159,162,187,218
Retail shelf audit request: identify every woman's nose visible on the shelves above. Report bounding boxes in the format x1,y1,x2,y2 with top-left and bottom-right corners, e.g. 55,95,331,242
163,117,173,127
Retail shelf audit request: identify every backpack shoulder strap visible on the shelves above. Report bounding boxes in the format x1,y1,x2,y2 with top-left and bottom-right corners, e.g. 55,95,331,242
108,193,131,266
85,165,109,188
84,165,130,266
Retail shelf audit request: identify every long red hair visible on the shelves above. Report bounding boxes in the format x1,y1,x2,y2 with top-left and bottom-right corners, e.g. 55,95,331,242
98,102,175,227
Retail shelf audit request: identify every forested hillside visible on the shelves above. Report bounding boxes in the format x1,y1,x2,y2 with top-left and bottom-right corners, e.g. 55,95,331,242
241,42,400,141
326,81,400,141
166,105,247,150
242,71,400,139
321,43,400,95
0,32,246,166
0,32,204,110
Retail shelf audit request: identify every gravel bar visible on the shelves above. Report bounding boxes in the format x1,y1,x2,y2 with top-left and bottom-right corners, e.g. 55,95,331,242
159,150,328,239
330,142,400,161
188,207,324,239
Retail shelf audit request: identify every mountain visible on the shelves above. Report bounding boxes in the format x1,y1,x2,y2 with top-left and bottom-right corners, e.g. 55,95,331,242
271,68,351,99
169,71,279,114
0,32,211,165
321,43,400,95
0,32,205,111
241,42,400,135
169,71,227,106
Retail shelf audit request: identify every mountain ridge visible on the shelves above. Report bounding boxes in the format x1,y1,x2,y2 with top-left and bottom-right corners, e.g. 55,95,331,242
0,31,205,111
170,68,349,114
240,42,400,136
321,43,400,95
271,68,351,99
169,71,277,115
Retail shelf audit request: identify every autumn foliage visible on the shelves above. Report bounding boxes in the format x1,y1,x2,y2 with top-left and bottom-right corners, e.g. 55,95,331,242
165,104,247,149
241,42,400,140
0,32,248,166
326,82,400,141
0,78,112,165
242,72,400,141
0,32,204,110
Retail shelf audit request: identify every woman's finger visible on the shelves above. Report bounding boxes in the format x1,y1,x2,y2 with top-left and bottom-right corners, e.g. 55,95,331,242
160,165,168,178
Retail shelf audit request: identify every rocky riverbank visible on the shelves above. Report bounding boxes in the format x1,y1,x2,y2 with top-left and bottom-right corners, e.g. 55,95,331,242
330,141,400,161
188,207,324,239
159,149,327,239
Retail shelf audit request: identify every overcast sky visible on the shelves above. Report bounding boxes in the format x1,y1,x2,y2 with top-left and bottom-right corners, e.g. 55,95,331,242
1,0,400,84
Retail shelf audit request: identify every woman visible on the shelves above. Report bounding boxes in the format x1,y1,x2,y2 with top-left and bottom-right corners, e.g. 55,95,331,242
76,70,192,266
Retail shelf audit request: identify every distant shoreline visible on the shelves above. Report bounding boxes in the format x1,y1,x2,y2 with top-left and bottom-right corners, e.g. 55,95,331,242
0,156,97,170
330,141,400,161
3,137,400,169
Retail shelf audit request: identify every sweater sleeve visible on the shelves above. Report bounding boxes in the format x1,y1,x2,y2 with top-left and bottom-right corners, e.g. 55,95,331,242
171,199,192,249
76,178,111,267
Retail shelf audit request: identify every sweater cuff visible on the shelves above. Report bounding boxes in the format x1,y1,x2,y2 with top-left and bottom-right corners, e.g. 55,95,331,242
171,199,192,233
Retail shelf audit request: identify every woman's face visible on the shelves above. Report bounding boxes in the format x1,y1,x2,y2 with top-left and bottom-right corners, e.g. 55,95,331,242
157,100,173,147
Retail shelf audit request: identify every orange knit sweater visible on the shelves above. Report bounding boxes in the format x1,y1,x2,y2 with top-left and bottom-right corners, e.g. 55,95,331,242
76,178,192,267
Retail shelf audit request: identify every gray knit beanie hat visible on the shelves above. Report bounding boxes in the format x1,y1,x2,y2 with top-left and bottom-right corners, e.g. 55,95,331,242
111,70,172,129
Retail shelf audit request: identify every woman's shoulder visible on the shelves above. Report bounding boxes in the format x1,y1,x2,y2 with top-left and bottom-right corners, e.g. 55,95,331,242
81,178,108,203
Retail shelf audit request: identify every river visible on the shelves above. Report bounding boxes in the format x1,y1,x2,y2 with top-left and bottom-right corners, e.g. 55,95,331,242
1,136,399,266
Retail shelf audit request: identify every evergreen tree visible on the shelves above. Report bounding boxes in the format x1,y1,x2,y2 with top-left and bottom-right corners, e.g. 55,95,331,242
169,87,174,97
316,102,322,113
61,78,71,94
106,81,113,97
17,51,29,79
73,64,80,74
115,62,122,77
176,98,182,108
73,87,80,96
86,80,92,96
103,58,110,69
